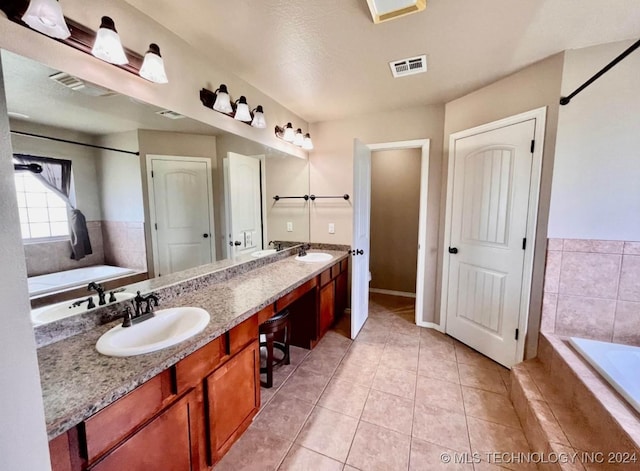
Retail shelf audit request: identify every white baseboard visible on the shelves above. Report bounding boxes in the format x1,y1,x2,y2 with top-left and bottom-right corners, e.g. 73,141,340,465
369,288,416,298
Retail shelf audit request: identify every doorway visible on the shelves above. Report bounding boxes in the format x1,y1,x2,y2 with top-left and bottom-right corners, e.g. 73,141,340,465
441,108,546,367
146,155,216,277
351,139,431,339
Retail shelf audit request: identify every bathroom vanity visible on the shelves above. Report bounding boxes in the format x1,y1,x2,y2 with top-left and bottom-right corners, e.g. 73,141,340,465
42,250,349,471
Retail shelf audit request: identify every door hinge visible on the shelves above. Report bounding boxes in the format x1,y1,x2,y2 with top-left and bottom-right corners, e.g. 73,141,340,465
530,140,535,153
515,328,519,340
151,170,154,178
522,238,527,250
154,223,158,230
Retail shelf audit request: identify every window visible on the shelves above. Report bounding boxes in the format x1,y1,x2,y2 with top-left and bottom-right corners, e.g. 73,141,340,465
14,171,69,240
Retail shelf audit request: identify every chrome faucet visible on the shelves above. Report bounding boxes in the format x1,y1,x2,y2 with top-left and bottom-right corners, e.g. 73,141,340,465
269,240,283,251
122,291,160,327
88,281,106,306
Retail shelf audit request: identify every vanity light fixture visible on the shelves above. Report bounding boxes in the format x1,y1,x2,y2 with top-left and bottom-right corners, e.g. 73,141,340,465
293,128,304,147
279,123,295,142
302,133,314,150
212,84,233,114
91,16,128,65
21,0,70,39
251,106,267,128
139,43,168,84
234,96,252,122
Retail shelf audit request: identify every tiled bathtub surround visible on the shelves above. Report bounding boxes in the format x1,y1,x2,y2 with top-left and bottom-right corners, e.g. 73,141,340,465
24,221,105,277
102,220,147,271
542,239,640,345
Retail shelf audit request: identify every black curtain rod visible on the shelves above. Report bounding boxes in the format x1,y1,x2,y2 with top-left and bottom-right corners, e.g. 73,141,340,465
560,38,640,106
10,130,140,156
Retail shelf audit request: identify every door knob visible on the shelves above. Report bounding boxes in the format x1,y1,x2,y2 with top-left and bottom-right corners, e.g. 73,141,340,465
234,241,242,246
448,247,458,254
203,233,209,238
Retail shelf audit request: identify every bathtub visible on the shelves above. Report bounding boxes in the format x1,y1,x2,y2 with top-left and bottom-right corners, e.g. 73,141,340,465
28,265,138,296
570,337,640,414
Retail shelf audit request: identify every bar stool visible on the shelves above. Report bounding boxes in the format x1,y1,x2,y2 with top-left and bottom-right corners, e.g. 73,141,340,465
259,309,291,388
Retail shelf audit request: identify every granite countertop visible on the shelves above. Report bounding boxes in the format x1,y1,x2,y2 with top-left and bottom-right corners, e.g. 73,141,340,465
38,250,348,440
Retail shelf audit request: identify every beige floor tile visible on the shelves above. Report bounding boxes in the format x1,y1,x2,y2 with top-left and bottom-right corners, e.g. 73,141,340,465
420,328,454,344
300,349,344,376
260,385,277,409
296,406,359,462
261,363,297,390
354,327,389,345
458,363,508,395
343,466,360,471
346,421,411,471
388,331,421,348
333,358,378,387
419,341,457,362
278,445,343,471
214,427,292,471
342,342,384,365
380,344,419,372
418,357,460,384
372,366,417,400
466,417,534,471
473,462,512,470
289,345,311,366
409,438,474,470
361,389,414,435
278,367,331,404
415,376,464,413
462,387,521,428
454,342,502,372
251,393,314,441
317,378,370,418
412,403,471,452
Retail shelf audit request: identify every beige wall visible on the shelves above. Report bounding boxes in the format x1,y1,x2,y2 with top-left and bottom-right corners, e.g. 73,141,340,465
549,40,640,241
0,57,51,471
370,148,421,294
309,104,444,324
443,53,565,358
137,129,218,271
0,0,307,159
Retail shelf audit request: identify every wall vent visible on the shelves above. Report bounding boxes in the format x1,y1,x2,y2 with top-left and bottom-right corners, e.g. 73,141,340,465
389,55,427,78
156,110,185,120
49,72,117,97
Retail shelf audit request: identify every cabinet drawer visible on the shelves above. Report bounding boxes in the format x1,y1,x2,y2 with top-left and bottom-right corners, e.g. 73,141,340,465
330,264,340,279
319,268,332,286
228,315,258,356
257,304,275,324
175,336,225,393
276,279,316,311
85,370,174,463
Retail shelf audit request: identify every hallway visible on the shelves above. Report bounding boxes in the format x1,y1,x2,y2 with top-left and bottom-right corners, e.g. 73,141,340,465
215,293,533,470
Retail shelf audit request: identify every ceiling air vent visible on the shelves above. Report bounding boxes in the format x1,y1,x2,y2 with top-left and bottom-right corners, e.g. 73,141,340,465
156,110,185,120
49,72,117,97
389,55,427,78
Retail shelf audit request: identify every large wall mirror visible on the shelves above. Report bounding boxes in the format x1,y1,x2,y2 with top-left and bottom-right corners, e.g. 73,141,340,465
1,50,310,324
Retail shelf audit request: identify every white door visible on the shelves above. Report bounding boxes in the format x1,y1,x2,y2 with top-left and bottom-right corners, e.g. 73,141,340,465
224,152,263,257
445,119,536,367
351,139,372,339
150,158,214,276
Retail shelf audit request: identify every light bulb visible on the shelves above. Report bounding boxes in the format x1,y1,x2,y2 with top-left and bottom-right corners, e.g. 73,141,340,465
139,43,168,84
251,106,266,128
283,123,295,142
303,133,314,150
91,16,128,65
234,96,252,122
213,84,233,114
21,0,70,39
294,128,304,146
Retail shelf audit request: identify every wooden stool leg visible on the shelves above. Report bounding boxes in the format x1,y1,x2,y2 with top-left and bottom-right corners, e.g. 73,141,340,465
265,333,274,388
284,324,291,365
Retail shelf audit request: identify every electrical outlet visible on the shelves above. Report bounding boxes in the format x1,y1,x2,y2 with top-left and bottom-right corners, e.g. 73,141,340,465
287,222,293,232
328,223,335,234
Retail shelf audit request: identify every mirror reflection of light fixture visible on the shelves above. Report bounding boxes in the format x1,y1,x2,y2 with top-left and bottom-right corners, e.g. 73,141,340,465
251,106,266,128
139,43,168,84
293,128,304,146
302,133,314,150
92,16,128,65
234,96,252,122
21,0,70,39
212,84,233,114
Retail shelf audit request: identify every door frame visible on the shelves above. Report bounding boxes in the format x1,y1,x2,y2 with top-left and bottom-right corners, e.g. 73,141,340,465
146,154,216,276
222,152,267,258
354,139,433,328
440,107,546,363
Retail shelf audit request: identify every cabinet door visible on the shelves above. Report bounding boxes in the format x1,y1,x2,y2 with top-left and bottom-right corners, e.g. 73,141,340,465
208,341,260,462
319,280,335,337
89,391,201,471
335,270,348,320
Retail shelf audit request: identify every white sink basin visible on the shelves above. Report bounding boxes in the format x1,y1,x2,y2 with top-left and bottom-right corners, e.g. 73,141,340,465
251,249,277,258
31,292,135,325
295,252,333,263
96,307,210,357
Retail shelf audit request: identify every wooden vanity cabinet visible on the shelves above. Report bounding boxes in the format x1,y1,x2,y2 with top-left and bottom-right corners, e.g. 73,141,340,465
318,258,349,338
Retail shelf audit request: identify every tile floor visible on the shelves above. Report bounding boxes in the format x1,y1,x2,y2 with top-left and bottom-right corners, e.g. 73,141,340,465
215,293,534,471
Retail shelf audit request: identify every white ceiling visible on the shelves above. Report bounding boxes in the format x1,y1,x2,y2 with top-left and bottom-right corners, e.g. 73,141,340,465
1,50,219,136
123,0,640,123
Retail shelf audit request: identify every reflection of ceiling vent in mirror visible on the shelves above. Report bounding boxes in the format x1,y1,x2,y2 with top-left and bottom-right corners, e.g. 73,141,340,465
389,55,427,78
49,72,117,97
156,110,185,120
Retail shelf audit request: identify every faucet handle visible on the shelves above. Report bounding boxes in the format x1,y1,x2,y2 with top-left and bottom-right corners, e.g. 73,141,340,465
108,287,126,303
122,306,133,328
